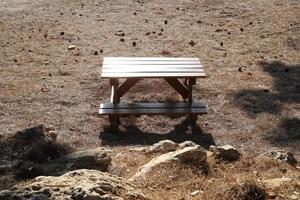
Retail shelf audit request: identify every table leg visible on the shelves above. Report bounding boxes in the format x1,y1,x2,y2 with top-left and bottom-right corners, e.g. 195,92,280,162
109,78,120,130
187,78,198,125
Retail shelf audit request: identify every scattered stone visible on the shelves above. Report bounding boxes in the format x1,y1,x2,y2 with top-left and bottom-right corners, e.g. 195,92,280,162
100,49,103,53
178,141,198,149
93,50,98,55
145,32,151,36
164,20,168,24
238,67,242,72
130,146,206,181
0,169,149,200
133,41,136,47
262,150,297,165
115,32,125,36
120,38,125,42
189,40,195,46
67,45,76,50
240,28,244,32
209,145,241,161
134,12,137,15
146,140,178,153
60,31,64,35
220,42,223,46
263,178,292,190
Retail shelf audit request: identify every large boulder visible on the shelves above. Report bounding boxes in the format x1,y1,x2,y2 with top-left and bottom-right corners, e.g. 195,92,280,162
209,145,241,161
262,150,297,165
0,169,149,200
130,146,207,181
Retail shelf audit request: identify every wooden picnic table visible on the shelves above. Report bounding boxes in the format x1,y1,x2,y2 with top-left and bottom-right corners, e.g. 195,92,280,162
99,57,207,129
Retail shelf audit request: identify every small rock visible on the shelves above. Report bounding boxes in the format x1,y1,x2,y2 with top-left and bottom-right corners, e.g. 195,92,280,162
262,150,297,165
238,67,242,72
209,145,241,161
132,41,136,47
93,51,98,55
68,45,76,50
120,38,125,42
147,140,178,153
240,28,244,32
60,31,64,35
189,40,195,46
164,20,168,24
115,32,125,36
178,141,198,149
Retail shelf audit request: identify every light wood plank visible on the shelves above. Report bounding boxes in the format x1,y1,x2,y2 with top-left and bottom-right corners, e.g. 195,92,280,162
104,57,200,61
101,72,206,78
103,60,201,65
102,69,205,73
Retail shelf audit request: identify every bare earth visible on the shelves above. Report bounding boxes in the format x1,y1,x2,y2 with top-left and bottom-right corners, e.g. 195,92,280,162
0,0,299,199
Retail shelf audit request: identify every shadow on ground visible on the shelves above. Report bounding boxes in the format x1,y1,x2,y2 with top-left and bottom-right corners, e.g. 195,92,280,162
99,117,215,149
233,60,300,146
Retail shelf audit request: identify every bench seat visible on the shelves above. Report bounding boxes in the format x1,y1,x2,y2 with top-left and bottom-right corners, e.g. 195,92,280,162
99,102,207,115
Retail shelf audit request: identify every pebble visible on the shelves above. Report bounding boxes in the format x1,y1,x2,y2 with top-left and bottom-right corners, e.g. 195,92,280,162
164,20,168,25
120,38,125,42
190,190,201,196
132,41,136,47
68,45,76,50
189,40,195,46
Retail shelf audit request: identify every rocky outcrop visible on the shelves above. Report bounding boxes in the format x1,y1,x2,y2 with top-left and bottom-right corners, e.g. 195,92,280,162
209,145,241,161
0,169,149,200
130,146,207,181
262,150,297,165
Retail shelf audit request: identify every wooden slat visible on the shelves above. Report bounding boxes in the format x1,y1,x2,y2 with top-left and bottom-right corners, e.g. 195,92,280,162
102,65,203,71
103,69,204,73
104,57,199,61
103,60,201,65
99,103,207,115
101,72,206,78
164,78,188,99
100,102,206,109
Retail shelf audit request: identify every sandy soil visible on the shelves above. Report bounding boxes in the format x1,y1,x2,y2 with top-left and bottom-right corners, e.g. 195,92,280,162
0,0,299,198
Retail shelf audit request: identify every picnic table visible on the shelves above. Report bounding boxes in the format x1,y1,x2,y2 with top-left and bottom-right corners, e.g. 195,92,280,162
99,57,207,129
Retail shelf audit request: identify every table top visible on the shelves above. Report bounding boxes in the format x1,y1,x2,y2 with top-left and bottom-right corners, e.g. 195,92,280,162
101,57,206,78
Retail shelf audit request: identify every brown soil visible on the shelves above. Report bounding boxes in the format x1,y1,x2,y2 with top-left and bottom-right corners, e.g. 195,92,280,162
0,0,299,199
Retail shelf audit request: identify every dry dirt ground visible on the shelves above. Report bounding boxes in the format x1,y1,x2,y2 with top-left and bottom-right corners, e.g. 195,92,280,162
0,0,299,199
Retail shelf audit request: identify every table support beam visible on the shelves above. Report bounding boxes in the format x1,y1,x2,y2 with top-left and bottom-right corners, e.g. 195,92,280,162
164,78,188,99
116,78,140,99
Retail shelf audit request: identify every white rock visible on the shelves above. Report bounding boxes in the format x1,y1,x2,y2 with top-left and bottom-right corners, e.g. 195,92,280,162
209,145,241,161
178,141,198,149
67,45,76,50
190,190,200,196
146,140,178,153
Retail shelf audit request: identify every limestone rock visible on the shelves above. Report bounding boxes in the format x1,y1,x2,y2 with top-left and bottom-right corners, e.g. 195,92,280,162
178,141,198,149
262,150,297,165
57,148,112,171
0,169,149,200
209,145,241,161
130,146,206,181
146,140,178,153
263,177,292,190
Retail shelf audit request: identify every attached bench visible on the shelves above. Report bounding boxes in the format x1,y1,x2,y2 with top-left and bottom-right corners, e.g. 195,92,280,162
99,57,207,129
